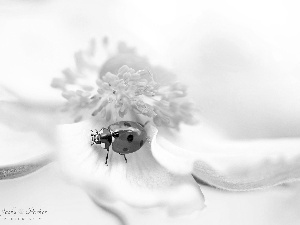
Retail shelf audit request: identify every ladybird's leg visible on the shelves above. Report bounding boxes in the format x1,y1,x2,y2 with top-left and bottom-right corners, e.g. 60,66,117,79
103,141,111,150
121,154,127,163
105,148,109,166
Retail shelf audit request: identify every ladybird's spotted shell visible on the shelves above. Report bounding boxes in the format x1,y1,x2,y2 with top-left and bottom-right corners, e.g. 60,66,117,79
109,121,147,154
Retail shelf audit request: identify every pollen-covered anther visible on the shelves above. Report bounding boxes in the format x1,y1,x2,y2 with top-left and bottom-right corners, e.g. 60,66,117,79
54,62,195,127
103,72,118,83
134,100,157,117
62,90,76,100
51,78,66,90
118,104,128,118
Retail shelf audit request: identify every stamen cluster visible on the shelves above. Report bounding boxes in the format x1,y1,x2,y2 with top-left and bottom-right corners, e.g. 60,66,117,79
51,40,197,128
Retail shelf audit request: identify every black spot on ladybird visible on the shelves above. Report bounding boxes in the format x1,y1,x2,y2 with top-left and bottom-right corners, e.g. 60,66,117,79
140,140,144,147
123,148,128,152
124,122,131,127
127,134,133,142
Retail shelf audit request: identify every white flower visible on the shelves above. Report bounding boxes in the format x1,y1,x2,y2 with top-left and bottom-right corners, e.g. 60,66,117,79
51,39,204,216
51,39,300,218
1,38,300,225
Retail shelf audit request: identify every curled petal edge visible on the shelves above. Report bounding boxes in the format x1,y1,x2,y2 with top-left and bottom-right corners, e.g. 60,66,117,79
192,156,300,191
0,153,53,180
150,124,300,191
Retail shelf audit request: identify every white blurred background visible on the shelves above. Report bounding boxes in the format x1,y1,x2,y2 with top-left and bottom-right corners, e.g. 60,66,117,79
1,0,300,224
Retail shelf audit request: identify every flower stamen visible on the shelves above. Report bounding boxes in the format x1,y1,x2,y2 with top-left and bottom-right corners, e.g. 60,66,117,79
52,40,197,129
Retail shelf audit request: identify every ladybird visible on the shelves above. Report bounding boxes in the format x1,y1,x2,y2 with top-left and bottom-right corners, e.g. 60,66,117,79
91,121,148,165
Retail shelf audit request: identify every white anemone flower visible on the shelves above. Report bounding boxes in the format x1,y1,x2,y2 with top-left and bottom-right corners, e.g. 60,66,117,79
51,39,205,217
1,39,300,225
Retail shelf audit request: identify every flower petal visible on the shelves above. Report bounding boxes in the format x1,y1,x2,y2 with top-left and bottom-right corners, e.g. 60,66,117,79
0,154,53,180
151,123,300,191
90,196,206,225
192,140,300,191
56,120,205,215
0,96,57,179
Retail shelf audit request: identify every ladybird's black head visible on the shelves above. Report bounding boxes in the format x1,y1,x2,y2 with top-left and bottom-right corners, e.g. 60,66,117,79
91,127,112,149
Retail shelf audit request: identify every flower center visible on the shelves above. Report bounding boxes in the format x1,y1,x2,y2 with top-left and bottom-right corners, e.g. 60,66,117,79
51,40,197,129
